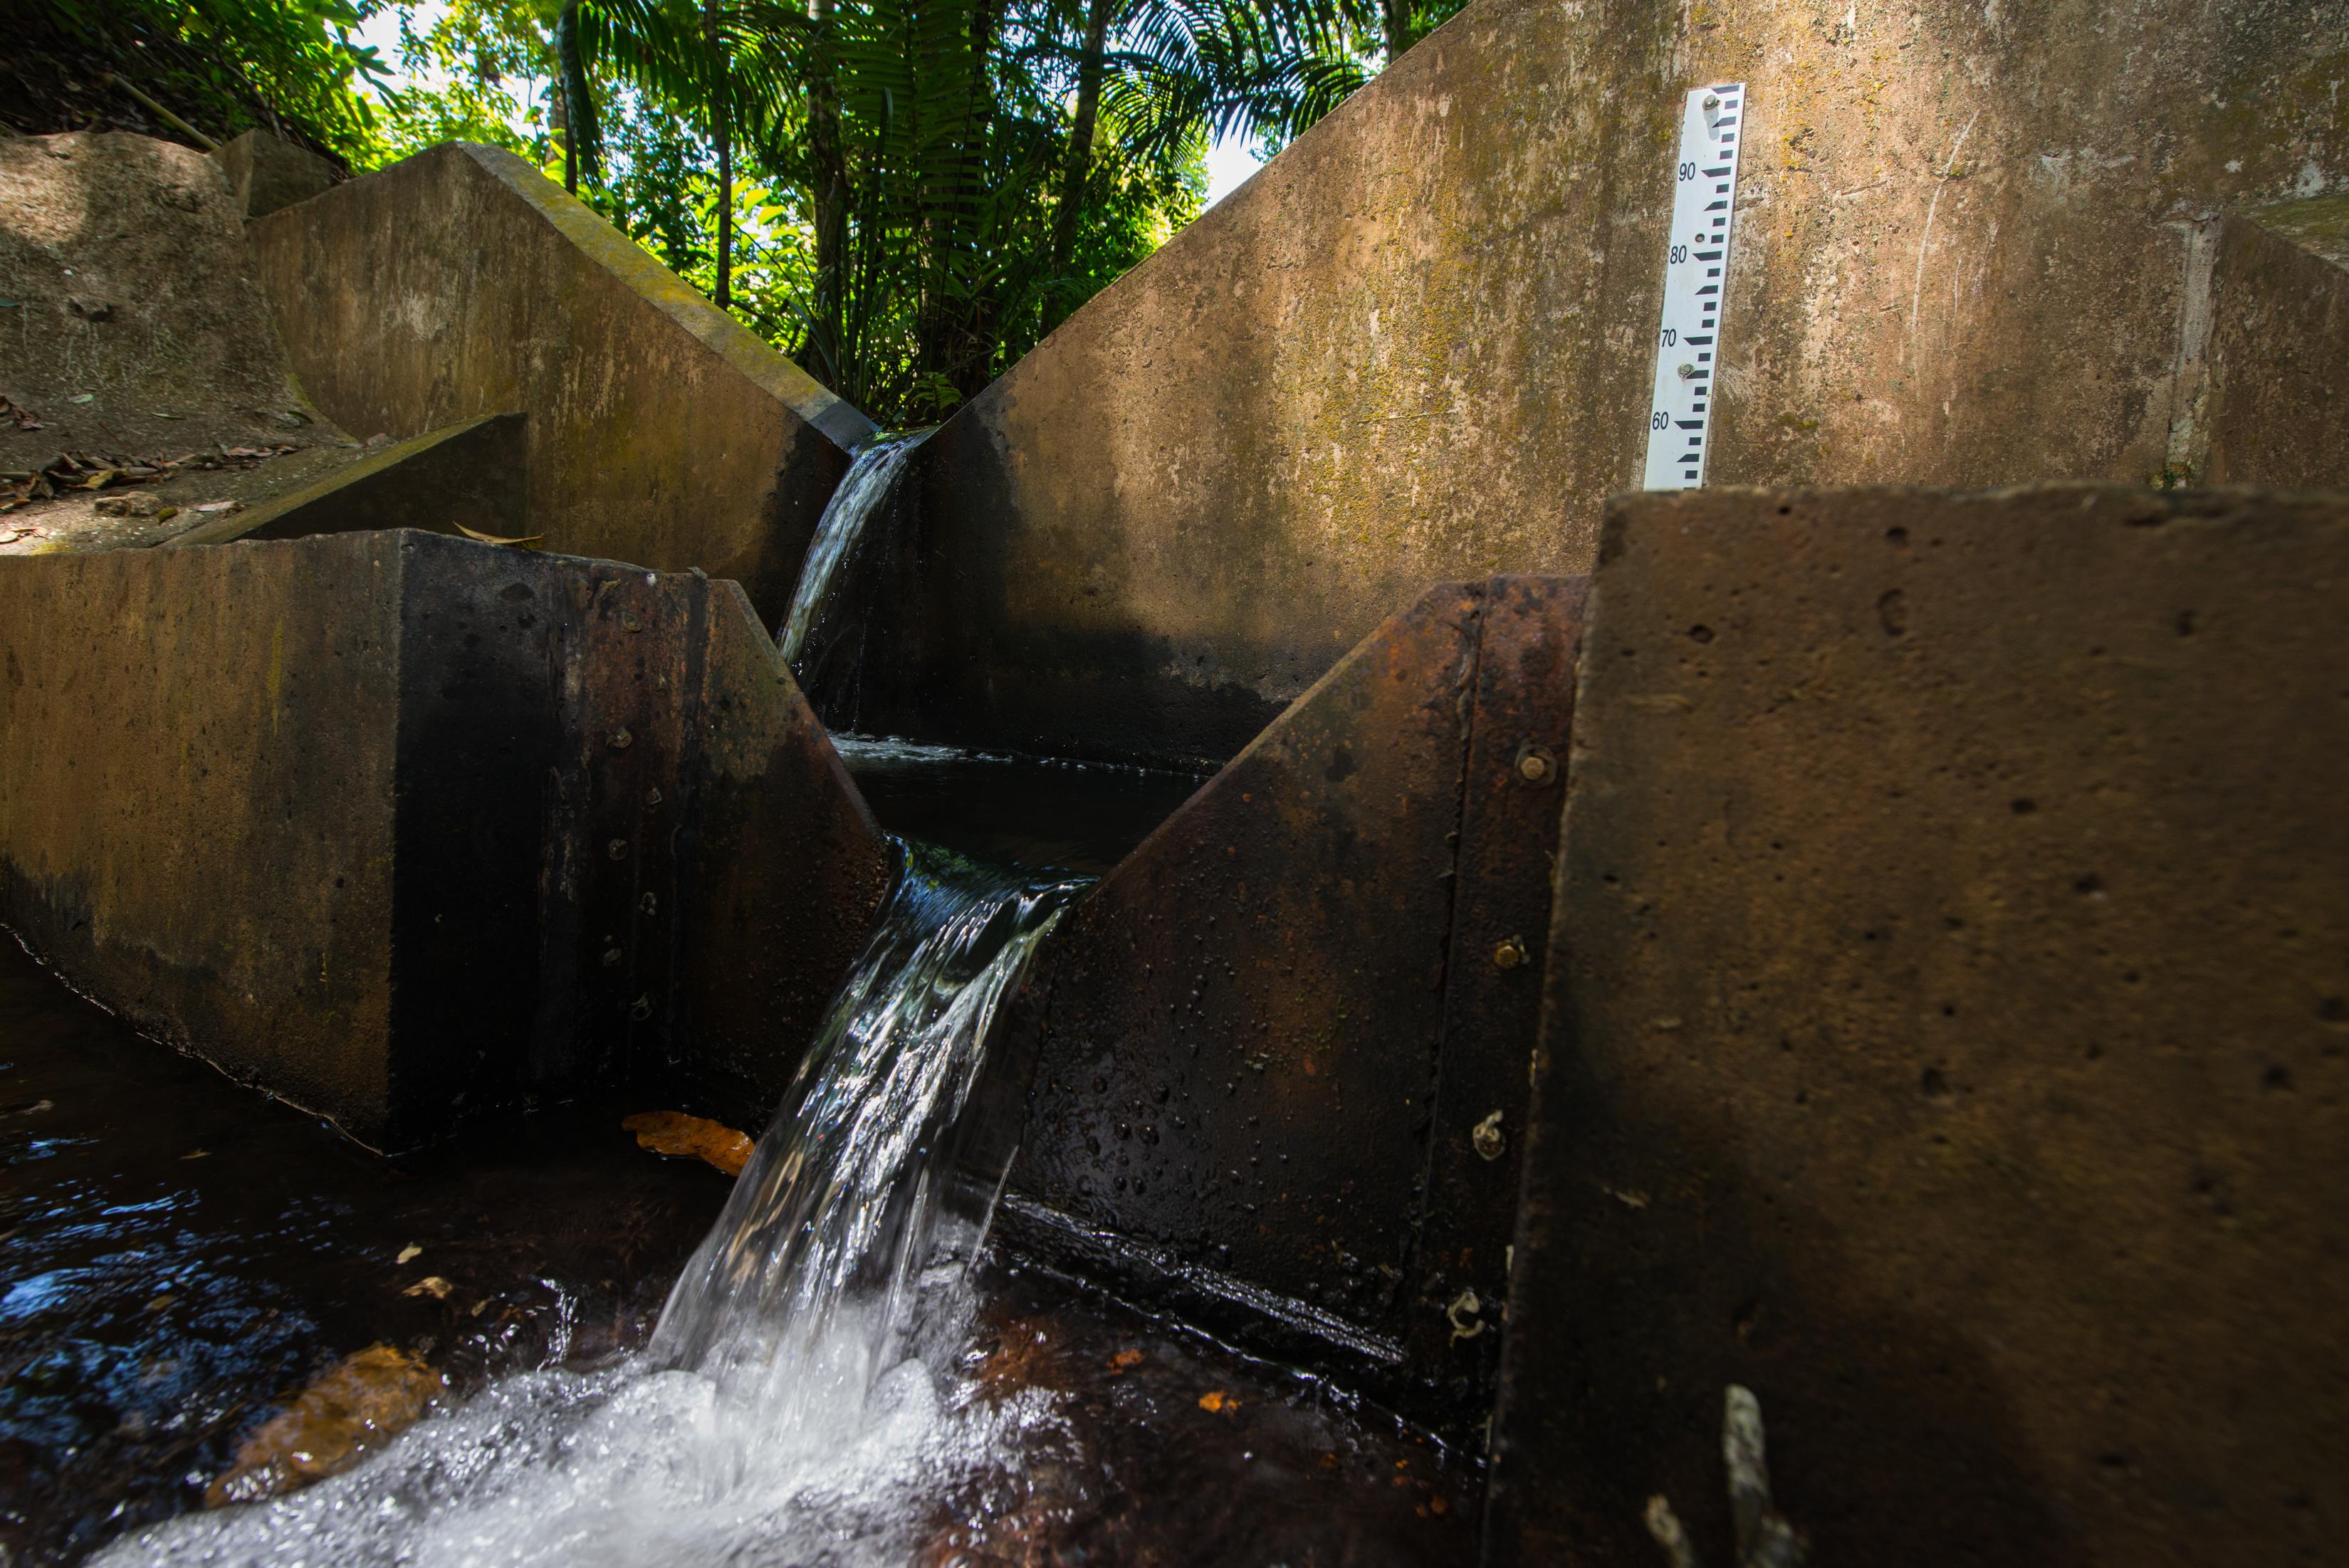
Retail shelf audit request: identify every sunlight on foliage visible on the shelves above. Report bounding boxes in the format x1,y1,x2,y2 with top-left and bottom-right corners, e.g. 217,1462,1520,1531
72,0,1468,423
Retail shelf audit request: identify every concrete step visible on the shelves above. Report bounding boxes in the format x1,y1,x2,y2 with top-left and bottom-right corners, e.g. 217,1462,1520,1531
0,530,889,1148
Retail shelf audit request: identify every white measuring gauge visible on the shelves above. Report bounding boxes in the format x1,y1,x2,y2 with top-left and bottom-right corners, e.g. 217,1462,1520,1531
1641,83,1747,489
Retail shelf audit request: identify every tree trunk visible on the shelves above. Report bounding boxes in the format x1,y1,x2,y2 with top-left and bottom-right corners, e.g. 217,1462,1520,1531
555,0,597,192
914,0,1005,402
555,85,575,194
1044,0,1117,326
706,0,732,310
809,0,848,369
1382,0,1414,64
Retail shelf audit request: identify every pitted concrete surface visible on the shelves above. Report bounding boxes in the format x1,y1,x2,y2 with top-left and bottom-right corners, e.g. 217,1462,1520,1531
1490,484,2349,1568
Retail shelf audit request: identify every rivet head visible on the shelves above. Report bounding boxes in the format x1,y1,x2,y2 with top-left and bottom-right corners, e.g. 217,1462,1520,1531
645,787,663,807
1515,746,1557,785
607,838,629,861
1492,936,1528,971
629,993,654,1021
1471,1109,1507,1161
601,946,622,968
609,728,633,751
639,891,658,915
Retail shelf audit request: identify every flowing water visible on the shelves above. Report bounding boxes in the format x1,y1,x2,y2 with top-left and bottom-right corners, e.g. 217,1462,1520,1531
7,456,1480,1564
89,843,1088,1567
776,430,933,670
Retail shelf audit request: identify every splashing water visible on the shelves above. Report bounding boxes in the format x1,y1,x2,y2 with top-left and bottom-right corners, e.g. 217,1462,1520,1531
777,429,933,670
99,841,1087,1568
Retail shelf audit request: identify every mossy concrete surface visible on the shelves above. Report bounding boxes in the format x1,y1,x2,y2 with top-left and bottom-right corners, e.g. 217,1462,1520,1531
1488,484,2349,1567
244,144,874,622
881,0,2347,767
0,531,888,1146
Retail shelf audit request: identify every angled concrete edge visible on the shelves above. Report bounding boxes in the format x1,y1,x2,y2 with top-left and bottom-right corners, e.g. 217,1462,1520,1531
1485,484,2349,1567
876,0,2348,770
2202,195,2349,489
210,130,338,221
449,145,868,447
244,144,872,618
987,573,1589,1432
165,412,528,548
0,531,890,1146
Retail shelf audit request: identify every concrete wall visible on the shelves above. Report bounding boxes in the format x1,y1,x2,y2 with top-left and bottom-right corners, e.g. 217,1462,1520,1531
244,145,874,620
0,533,889,1146
167,413,528,548
989,576,1586,1432
873,0,2348,766
1487,485,2349,1567
2204,196,2349,488
0,538,409,1136
211,130,337,220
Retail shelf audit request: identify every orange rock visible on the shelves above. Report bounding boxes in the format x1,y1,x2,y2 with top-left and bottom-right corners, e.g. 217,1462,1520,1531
620,1111,753,1176
206,1344,440,1507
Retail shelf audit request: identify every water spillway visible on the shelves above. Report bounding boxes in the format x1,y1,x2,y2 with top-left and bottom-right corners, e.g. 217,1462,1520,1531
97,844,1090,1564
775,429,934,673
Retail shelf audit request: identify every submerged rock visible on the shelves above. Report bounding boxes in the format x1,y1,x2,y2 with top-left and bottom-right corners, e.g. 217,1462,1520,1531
204,1344,441,1507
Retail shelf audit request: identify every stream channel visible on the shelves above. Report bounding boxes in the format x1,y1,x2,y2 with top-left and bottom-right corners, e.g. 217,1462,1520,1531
0,441,1478,1564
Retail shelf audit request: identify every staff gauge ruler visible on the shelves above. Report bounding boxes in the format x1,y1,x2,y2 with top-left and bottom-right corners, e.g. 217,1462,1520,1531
1641,83,1747,490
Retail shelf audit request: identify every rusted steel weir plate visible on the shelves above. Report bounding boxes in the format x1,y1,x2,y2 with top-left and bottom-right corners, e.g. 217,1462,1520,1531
983,575,1588,1433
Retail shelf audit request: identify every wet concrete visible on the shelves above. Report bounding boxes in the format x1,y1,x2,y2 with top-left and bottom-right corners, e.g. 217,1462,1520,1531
0,532,889,1147
836,736,1210,877
0,936,1482,1568
989,576,1587,1435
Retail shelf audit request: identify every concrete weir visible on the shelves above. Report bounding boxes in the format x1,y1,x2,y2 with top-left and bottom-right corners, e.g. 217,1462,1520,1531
0,532,888,1147
985,575,1586,1428
243,142,874,617
833,0,2349,768
1487,484,2349,1567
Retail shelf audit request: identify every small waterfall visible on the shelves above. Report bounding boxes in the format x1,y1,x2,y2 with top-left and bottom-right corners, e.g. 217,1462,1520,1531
778,429,933,671
651,841,1083,1408
103,842,1087,1567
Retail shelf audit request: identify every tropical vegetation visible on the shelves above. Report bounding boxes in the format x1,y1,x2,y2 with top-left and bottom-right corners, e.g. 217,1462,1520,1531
11,0,1470,422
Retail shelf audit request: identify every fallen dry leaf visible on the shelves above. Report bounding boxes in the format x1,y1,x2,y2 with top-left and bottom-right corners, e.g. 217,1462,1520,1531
1109,1348,1143,1373
396,1244,422,1265
1198,1391,1238,1413
205,1344,439,1507
402,1275,453,1300
621,1111,753,1176
454,523,545,548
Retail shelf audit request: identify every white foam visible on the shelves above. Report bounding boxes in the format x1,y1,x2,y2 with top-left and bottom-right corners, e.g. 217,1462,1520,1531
103,844,1087,1568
